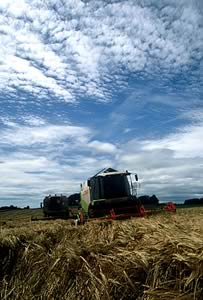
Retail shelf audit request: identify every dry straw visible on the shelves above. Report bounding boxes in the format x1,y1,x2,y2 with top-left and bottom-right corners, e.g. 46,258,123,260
0,208,203,299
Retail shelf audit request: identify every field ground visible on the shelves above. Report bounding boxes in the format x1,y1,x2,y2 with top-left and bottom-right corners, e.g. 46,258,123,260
0,207,79,226
0,207,203,300
0,208,43,224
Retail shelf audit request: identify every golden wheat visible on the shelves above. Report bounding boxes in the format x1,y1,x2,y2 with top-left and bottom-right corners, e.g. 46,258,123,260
0,208,203,300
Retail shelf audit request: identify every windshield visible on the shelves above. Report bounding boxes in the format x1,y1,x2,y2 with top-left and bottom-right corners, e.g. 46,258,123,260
91,174,131,200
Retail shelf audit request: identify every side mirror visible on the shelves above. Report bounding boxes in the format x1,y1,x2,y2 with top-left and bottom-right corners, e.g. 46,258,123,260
87,179,90,186
135,174,138,181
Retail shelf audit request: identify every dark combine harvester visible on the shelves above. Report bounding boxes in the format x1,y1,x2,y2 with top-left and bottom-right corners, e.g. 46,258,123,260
43,194,69,218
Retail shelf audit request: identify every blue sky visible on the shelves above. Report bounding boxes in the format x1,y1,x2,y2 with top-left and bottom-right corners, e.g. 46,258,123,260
0,0,202,207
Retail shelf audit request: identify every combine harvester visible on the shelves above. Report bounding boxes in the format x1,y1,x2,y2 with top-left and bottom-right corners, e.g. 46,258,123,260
31,194,80,221
78,168,176,224
42,194,70,218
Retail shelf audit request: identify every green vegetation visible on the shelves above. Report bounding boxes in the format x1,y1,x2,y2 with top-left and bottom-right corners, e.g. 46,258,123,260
0,207,203,299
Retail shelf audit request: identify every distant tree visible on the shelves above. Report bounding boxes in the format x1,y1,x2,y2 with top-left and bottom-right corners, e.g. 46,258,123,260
184,198,201,205
0,205,20,210
138,195,159,205
150,194,159,205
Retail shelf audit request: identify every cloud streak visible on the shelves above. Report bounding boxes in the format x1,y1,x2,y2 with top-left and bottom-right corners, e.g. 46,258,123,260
0,121,91,146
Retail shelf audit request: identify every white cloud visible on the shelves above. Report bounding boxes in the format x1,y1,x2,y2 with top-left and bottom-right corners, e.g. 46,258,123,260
88,140,117,153
21,116,46,126
141,122,203,158
0,118,117,206
0,1,202,206
0,121,91,146
0,0,202,103
1,114,203,205
117,115,203,200
0,152,81,207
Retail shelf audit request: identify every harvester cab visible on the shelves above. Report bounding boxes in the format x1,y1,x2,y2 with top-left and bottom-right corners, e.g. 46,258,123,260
79,168,141,222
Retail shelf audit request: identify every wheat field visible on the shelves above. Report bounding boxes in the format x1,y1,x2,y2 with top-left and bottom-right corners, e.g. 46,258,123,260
0,208,203,300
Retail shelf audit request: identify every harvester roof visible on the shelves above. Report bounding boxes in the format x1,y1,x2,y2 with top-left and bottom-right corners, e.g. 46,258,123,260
93,168,131,177
97,171,131,177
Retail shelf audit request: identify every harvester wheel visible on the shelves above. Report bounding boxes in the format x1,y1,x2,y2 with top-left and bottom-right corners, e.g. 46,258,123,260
79,211,85,225
110,209,116,220
139,205,146,217
165,202,176,212
88,207,95,218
